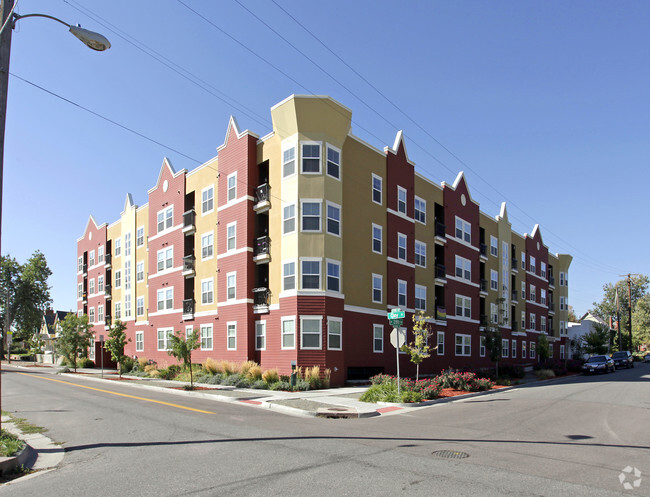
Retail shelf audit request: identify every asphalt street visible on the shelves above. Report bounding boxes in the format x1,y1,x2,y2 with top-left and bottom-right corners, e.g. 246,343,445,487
1,363,648,496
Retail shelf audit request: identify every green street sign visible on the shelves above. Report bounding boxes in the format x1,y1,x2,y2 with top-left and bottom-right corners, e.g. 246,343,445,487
387,308,405,320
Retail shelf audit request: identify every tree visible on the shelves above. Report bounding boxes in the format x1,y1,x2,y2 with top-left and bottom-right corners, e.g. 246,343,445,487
167,329,200,388
105,320,130,378
632,294,650,349
579,322,610,355
400,311,433,381
483,298,506,377
537,334,550,363
55,313,93,372
0,251,52,357
27,333,44,365
567,306,579,323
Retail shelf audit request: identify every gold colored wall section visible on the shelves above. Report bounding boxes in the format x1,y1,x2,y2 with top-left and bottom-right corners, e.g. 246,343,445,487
135,204,149,321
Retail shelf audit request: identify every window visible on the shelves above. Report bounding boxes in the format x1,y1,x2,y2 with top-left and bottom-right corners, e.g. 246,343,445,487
455,295,471,318
89,278,95,295
136,262,144,282
78,283,83,299
282,147,296,177
415,285,427,311
521,281,526,300
530,313,536,330
397,186,407,214
541,262,547,278
490,270,498,291
201,278,214,305
455,334,471,356
530,342,536,359
437,332,445,355
490,236,498,257
414,196,426,223
455,217,471,243
89,250,96,267
124,260,131,291
227,173,237,202
201,232,214,259
115,270,121,289
124,233,131,257
480,336,486,357
328,317,342,350
372,274,382,303
283,204,296,234
372,174,382,204
521,252,526,270
136,296,144,317
541,316,546,332
202,324,214,350
512,339,517,358
186,326,194,341
372,224,382,254
301,201,321,232
502,339,509,358
89,307,95,324
560,272,566,286
326,145,340,179
114,238,122,257
157,207,173,233
255,321,266,350
300,316,322,349
491,303,498,323
124,293,131,318
560,296,566,311
157,328,173,351
455,255,471,281
302,143,321,173
202,186,214,214
78,256,83,272
283,261,295,291
415,241,426,267
541,289,547,305
522,341,527,358
227,272,236,300
157,247,173,272
281,317,295,349
98,246,104,263
398,233,407,261
326,202,340,235
373,324,384,353
115,302,121,320
398,280,407,307
530,285,536,302
560,320,566,336
136,227,144,247
301,260,320,289
530,256,536,273
98,305,104,323
135,331,144,352
226,223,236,251
521,311,526,330
157,288,173,311
560,344,565,360
326,261,340,293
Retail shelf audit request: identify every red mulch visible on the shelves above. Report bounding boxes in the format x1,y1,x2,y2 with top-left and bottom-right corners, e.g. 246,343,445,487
437,385,505,398
169,386,214,391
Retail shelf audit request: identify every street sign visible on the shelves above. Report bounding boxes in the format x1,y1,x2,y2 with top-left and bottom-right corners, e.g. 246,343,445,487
389,328,406,349
387,309,405,320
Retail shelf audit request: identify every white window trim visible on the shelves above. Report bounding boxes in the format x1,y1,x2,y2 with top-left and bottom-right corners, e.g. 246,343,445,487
300,199,322,233
282,259,297,292
326,258,341,294
300,257,321,291
437,331,445,356
300,315,323,350
490,235,498,257
136,226,145,247
226,322,237,351
157,246,174,273
455,216,471,244
480,336,486,357
282,141,297,179
372,273,383,304
201,277,214,305
201,184,215,215
283,203,296,236
157,327,173,351
455,333,471,356
199,323,213,351
415,284,427,312
281,316,296,350
455,255,472,281
455,294,472,319
226,172,238,203
397,232,408,261
325,200,341,237
325,143,341,180
371,173,382,205
226,271,237,301
135,331,144,352
373,324,384,353
415,240,426,268
301,141,322,174
414,195,426,224
156,206,174,234
255,320,266,351
226,222,237,252
397,186,407,214
327,316,343,350
397,279,407,308
372,223,383,255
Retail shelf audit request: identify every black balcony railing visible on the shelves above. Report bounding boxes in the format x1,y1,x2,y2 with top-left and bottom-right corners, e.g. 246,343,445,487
183,299,195,316
511,258,518,268
512,322,518,332
480,244,487,257
253,287,270,307
480,279,487,292
255,183,270,204
104,253,112,267
435,264,446,279
105,315,112,328
549,276,555,286
511,290,517,301
255,236,270,257
480,314,488,327
549,302,555,312
82,264,88,274
183,209,196,229
435,221,446,239
183,255,195,273
105,285,112,298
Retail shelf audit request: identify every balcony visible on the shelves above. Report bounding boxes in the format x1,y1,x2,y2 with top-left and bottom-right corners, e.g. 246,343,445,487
182,299,195,320
104,315,112,330
480,314,488,328
435,306,447,324
182,255,196,278
434,264,447,285
434,221,446,244
479,244,487,260
511,321,518,332
549,302,555,313
480,279,488,294
182,209,196,235
511,290,518,302
82,264,88,275
549,276,555,287
252,287,270,314
253,183,271,213
82,291,88,303
104,253,112,269
511,258,518,271
253,236,271,264
105,284,112,300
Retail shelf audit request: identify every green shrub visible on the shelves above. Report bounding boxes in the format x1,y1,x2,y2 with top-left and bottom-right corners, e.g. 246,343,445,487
262,369,279,384
0,429,25,457
120,356,135,374
251,380,269,390
279,375,291,383
270,380,292,391
535,369,555,380
360,383,400,403
221,373,251,388
78,357,95,368
401,390,423,403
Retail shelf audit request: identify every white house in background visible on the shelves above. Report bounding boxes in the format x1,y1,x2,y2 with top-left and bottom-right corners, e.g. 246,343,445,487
567,312,612,358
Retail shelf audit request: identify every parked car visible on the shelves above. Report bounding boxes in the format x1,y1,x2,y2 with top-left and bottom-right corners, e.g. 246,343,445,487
644,353,650,363
582,355,615,374
611,351,634,369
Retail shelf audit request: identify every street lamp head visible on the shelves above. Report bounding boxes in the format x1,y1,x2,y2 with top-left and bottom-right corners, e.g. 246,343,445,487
69,25,111,51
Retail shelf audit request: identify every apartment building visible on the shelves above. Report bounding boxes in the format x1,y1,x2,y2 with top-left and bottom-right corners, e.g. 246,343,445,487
76,94,572,386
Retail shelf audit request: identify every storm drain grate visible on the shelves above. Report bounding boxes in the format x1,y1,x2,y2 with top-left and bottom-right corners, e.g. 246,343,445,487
432,450,469,459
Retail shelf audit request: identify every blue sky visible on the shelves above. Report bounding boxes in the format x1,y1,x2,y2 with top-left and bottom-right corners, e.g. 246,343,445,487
3,0,648,317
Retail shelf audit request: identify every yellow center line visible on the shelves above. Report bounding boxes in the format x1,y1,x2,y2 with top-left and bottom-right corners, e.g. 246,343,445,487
18,372,215,415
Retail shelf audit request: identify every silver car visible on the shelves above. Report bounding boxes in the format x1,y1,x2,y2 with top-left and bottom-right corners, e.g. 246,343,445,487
582,355,615,374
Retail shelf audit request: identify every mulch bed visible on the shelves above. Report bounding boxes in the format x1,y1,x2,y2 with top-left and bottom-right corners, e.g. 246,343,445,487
437,385,506,399
169,386,214,391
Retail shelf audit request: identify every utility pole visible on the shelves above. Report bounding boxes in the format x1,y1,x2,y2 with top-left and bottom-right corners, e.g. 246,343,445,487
615,285,621,350
627,274,633,351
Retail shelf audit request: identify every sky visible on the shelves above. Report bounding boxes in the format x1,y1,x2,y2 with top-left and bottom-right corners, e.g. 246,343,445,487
2,0,649,317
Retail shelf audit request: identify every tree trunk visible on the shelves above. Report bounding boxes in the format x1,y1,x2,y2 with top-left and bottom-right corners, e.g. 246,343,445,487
416,363,420,382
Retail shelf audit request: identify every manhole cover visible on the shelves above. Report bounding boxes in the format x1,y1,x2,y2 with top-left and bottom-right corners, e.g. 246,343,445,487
432,450,469,459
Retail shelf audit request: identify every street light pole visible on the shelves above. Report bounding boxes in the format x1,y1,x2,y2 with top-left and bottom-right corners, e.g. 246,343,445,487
0,0,110,431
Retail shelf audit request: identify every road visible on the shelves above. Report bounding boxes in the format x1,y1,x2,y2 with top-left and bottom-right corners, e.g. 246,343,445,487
1,364,648,496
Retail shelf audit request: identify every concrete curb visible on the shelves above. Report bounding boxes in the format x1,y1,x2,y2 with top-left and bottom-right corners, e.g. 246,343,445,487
0,441,31,475
1,420,64,478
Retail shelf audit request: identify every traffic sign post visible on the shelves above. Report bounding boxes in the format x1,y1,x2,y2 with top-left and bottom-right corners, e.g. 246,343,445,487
387,309,406,396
